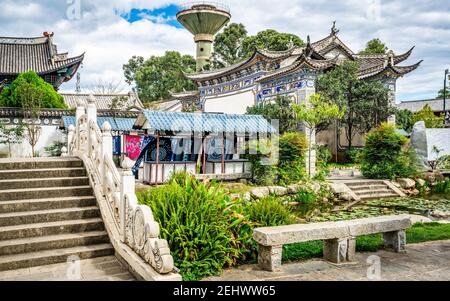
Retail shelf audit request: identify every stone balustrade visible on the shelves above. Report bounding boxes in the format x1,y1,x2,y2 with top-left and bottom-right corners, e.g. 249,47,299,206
67,95,181,281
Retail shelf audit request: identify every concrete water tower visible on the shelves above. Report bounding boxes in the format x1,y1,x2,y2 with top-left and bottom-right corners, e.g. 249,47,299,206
177,2,231,72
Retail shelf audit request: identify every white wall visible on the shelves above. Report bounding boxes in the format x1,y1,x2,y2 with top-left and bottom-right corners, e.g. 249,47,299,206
0,126,66,158
204,90,255,115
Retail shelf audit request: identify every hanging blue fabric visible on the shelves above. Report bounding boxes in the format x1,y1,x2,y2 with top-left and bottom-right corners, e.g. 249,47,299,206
112,136,121,155
132,136,155,177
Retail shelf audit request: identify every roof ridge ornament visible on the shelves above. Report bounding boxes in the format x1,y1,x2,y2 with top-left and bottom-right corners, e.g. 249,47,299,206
331,21,339,36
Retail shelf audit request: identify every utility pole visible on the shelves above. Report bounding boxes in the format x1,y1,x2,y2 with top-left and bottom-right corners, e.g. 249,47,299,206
444,69,449,126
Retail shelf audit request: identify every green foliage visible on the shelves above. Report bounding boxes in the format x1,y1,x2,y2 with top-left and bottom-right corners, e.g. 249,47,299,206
412,104,445,128
345,147,363,164
123,51,196,103
316,61,393,148
278,133,307,185
293,94,344,176
211,23,248,68
245,196,296,227
359,38,388,55
211,23,304,68
44,141,65,157
138,173,254,280
243,139,278,186
0,71,67,109
396,109,414,132
0,120,24,158
432,179,450,195
437,88,449,99
360,123,418,179
246,96,298,135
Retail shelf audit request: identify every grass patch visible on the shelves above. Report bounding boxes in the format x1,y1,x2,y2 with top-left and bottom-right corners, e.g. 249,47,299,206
282,222,450,263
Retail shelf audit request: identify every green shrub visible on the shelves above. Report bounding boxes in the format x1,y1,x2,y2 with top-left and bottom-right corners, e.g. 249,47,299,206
432,179,450,195
278,133,307,185
138,173,254,281
44,141,65,157
0,71,67,109
360,123,418,179
243,139,278,186
345,147,362,164
245,196,296,227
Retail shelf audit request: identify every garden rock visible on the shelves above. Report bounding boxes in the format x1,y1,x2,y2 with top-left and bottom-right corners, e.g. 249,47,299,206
269,186,289,196
432,210,450,219
287,184,302,194
416,179,426,187
251,187,270,199
398,178,416,189
340,192,354,202
330,183,350,194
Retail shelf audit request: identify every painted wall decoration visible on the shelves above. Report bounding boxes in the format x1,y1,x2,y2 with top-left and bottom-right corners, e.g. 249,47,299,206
112,136,121,155
125,135,142,160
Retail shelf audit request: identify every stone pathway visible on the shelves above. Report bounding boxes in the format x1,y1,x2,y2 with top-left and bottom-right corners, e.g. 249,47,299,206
0,256,135,281
207,240,450,281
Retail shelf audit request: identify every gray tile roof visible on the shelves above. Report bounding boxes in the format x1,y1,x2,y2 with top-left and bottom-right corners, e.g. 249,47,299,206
135,110,277,134
61,92,144,110
0,35,84,75
396,99,450,113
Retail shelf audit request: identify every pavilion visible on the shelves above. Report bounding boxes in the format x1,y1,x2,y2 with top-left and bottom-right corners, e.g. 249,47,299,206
132,110,276,184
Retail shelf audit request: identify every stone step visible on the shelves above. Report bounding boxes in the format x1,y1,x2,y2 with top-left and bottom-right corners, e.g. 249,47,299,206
0,231,109,256
0,196,97,214
0,186,93,202
350,185,388,191
0,207,100,227
0,158,83,171
0,177,90,191
0,168,87,180
0,243,114,271
358,193,400,200
0,218,105,241
345,181,386,187
354,189,394,196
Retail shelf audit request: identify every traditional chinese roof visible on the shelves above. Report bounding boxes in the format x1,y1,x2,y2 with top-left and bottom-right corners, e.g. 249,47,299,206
134,110,276,134
61,92,143,111
0,33,84,88
185,23,421,84
0,107,139,119
397,98,450,113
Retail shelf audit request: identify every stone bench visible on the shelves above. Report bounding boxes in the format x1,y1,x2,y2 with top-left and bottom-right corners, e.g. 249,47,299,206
253,215,412,271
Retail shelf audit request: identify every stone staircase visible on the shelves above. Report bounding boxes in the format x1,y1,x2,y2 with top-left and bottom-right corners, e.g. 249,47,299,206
0,157,114,272
344,180,406,201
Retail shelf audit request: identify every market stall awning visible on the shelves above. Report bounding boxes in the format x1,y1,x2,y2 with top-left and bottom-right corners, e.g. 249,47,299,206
133,110,277,134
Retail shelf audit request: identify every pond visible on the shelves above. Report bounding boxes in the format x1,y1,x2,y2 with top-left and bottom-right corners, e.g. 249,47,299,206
308,195,450,223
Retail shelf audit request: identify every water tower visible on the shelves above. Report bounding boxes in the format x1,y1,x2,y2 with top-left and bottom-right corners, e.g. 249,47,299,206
177,2,231,72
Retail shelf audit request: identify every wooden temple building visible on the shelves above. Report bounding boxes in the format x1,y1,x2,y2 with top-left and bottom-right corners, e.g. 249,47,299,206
0,32,84,90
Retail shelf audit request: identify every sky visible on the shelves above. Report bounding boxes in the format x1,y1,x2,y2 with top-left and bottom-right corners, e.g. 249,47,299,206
0,0,449,102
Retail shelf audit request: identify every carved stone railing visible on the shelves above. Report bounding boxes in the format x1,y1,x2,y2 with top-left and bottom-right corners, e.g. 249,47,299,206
67,95,180,281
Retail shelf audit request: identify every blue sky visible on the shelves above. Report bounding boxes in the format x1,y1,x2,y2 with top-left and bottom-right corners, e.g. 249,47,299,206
0,0,448,102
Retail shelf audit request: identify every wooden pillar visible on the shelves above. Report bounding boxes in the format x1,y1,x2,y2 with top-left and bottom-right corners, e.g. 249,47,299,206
221,133,225,174
155,131,160,186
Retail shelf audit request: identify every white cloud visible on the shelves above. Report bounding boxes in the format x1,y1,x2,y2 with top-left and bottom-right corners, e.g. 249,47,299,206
0,0,448,102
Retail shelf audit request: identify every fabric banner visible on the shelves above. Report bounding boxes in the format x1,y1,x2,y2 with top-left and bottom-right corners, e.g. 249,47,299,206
112,136,121,155
125,135,142,161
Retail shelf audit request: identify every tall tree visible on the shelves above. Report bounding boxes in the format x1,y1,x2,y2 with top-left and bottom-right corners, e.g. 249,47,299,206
412,104,444,128
359,38,388,55
211,23,248,68
293,94,344,176
246,96,297,135
123,51,196,104
437,88,450,99
211,23,304,68
316,61,392,148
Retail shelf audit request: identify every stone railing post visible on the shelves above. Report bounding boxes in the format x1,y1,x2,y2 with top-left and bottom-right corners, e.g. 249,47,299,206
67,125,75,155
120,157,135,242
101,122,113,160
86,94,97,157
75,99,85,124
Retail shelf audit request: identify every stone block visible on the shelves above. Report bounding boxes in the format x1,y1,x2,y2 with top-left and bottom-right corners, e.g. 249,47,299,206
250,187,270,199
397,178,416,189
257,244,283,271
323,238,349,264
383,230,406,253
347,215,412,237
268,186,289,196
330,183,350,194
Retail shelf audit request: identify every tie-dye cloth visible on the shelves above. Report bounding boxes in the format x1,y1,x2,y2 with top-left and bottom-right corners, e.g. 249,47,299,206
112,136,121,155
125,135,142,160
